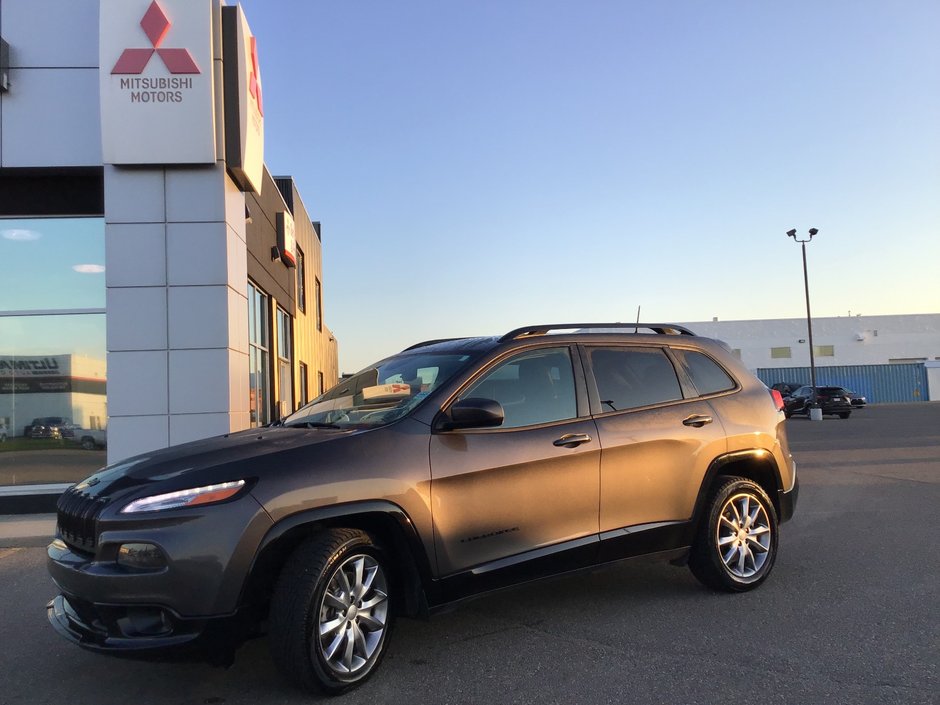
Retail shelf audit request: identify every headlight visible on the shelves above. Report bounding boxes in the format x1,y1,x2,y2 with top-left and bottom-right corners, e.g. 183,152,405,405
120,480,246,514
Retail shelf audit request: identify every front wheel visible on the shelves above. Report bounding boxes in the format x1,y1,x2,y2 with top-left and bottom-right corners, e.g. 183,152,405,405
689,477,779,592
838,412,851,419
269,529,393,695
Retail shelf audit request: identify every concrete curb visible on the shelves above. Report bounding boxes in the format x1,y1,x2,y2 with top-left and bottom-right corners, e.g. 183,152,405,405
0,514,56,548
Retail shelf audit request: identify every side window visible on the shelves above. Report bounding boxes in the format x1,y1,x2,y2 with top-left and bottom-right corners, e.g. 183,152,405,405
463,347,576,428
589,347,683,411
673,349,736,396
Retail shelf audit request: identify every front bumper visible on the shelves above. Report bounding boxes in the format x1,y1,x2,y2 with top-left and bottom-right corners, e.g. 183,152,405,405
47,593,247,661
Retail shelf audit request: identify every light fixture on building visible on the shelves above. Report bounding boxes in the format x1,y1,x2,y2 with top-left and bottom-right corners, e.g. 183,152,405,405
270,245,280,261
0,37,11,92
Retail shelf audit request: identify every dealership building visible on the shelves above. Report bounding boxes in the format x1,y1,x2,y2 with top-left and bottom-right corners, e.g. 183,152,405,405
0,0,338,506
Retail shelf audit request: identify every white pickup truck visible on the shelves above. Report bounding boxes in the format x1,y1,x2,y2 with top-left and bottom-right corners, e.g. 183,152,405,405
72,428,107,450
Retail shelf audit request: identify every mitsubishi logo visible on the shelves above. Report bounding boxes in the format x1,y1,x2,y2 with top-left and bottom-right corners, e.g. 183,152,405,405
112,1,199,75
248,36,263,116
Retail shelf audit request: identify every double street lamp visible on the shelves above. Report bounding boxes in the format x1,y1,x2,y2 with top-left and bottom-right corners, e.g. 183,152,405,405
787,227,820,418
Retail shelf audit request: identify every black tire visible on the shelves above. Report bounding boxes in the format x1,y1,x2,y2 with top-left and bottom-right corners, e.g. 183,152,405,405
689,477,779,592
269,529,394,695
838,412,850,419
81,436,96,450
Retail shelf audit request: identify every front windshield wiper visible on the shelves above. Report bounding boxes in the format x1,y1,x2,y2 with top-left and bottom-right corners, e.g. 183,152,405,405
283,420,344,430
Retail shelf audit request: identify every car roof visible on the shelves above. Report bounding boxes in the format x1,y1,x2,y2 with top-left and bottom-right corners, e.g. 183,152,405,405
401,323,713,357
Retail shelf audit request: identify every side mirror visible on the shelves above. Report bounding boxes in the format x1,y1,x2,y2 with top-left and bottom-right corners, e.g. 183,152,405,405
437,397,504,431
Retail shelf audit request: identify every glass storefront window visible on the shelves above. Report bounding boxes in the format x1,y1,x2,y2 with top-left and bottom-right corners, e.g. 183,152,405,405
1,216,106,487
1,218,106,310
248,282,271,427
0,314,106,486
276,308,293,417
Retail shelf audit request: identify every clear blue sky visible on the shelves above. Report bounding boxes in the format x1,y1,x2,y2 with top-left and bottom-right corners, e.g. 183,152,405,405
240,0,940,373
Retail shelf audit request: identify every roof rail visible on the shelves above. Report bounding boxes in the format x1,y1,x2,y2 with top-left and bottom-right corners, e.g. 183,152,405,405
498,323,696,343
402,337,468,352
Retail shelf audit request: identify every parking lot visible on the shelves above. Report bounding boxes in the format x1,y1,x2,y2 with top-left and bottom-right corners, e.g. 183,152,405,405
0,403,937,704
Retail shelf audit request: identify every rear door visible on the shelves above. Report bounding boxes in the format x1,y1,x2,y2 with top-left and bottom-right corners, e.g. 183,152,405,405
584,345,728,539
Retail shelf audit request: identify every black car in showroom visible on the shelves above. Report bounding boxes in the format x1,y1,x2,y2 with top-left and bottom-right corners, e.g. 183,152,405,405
783,386,854,419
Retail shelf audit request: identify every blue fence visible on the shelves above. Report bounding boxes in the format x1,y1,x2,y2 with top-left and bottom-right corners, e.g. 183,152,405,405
756,364,929,404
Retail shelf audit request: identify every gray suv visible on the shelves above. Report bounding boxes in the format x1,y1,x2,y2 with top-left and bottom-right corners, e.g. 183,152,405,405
47,323,798,694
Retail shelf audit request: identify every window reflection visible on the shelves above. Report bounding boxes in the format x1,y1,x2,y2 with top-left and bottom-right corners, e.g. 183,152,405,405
0,314,107,486
0,218,105,310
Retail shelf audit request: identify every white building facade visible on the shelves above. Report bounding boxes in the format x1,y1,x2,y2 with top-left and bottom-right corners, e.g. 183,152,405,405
0,0,337,504
680,314,940,401
681,314,940,371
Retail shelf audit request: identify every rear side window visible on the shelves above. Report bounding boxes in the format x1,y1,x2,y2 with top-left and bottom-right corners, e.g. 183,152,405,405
589,347,683,411
673,349,736,396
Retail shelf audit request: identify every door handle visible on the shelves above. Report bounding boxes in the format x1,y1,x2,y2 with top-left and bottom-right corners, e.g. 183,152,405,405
682,414,713,428
553,433,592,448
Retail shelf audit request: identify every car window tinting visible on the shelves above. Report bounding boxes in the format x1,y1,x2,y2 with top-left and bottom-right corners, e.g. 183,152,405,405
463,347,576,428
283,352,475,429
673,349,735,396
590,347,683,411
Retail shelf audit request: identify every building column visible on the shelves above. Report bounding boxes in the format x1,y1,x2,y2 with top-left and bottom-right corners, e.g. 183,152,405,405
104,163,249,463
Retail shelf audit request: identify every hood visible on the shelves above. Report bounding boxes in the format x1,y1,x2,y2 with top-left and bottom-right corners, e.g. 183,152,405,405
73,426,359,501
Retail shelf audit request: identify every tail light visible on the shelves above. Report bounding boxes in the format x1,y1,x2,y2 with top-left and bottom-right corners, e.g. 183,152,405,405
770,389,785,411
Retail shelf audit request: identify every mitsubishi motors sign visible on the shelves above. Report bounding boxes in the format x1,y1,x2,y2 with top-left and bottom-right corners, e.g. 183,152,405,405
100,0,216,164
222,4,265,193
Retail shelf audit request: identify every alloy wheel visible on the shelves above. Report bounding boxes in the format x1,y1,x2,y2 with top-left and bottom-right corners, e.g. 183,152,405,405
315,553,389,676
716,492,772,578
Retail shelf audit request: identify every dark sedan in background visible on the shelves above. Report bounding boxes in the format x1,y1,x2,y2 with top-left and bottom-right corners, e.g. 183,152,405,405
784,386,855,419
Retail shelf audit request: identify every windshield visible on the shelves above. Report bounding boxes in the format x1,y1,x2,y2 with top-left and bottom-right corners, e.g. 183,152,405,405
283,351,476,429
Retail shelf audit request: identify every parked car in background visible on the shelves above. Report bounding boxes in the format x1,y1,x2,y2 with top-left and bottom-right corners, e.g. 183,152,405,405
783,386,854,418
26,417,75,439
770,382,802,397
845,390,867,408
69,428,107,450
48,322,798,694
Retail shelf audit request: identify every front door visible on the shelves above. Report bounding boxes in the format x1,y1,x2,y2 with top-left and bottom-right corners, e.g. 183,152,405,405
430,346,600,576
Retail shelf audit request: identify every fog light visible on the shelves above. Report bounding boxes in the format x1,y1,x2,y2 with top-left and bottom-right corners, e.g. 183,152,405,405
117,606,173,637
116,543,167,571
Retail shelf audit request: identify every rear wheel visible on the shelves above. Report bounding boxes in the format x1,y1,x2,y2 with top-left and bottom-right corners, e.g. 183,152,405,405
269,529,393,695
689,477,778,592
838,412,851,419
81,436,96,450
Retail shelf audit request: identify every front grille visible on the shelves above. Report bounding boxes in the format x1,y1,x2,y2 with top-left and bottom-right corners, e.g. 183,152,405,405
57,488,108,553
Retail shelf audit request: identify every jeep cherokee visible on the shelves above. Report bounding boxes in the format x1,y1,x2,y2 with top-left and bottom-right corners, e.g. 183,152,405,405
47,323,798,694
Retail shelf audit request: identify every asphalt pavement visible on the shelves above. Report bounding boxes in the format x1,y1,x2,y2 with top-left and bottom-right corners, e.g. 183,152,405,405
0,403,937,704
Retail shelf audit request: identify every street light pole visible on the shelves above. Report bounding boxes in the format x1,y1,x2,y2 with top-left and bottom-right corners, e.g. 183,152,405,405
787,228,820,418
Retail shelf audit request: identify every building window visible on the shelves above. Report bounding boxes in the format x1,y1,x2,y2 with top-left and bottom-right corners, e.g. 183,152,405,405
315,277,322,332
814,345,835,357
248,282,271,428
770,347,792,359
296,247,306,314
318,370,325,396
276,307,293,418
0,217,107,486
299,362,309,406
